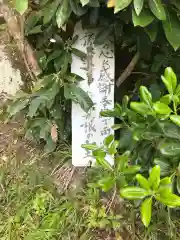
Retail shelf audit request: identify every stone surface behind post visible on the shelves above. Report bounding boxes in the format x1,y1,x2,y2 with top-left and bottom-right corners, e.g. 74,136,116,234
0,31,23,104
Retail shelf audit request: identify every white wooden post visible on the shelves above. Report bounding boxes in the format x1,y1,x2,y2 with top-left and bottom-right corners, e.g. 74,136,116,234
71,22,115,166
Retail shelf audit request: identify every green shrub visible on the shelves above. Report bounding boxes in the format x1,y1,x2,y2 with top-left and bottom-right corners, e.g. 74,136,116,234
83,67,180,228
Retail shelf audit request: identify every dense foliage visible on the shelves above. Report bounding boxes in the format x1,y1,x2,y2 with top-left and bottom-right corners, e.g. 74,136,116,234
14,0,180,50
8,0,180,150
83,67,180,228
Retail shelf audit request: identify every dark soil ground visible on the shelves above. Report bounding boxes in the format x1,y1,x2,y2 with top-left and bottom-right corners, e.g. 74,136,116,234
0,120,37,161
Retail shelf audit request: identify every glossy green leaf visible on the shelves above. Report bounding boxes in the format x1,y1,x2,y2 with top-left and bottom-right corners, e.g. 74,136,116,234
140,86,152,106
173,95,179,107
149,0,166,20
93,148,105,158
47,50,63,63
44,136,57,152
170,115,180,127
148,165,160,190
54,54,65,72
160,94,171,105
28,97,46,118
136,174,150,190
112,124,123,130
43,0,60,24
25,11,42,36
56,1,72,28
134,0,144,15
145,22,158,42
80,0,90,6
158,184,172,197
98,177,115,192
116,175,127,188
108,140,119,155
162,122,180,140
132,9,154,27
120,187,151,200
175,85,180,97
154,159,171,176
13,0,28,14
65,73,84,83
160,177,171,186
72,48,86,59
116,153,129,172
141,197,152,227
104,135,114,147
8,99,29,117
115,0,132,13
124,166,141,175
74,85,94,111
69,0,87,16
142,131,162,140
156,192,180,207
130,102,151,115
64,84,93,112
132,129,142,141
163,12,180,51
157,185,171,196
153,102,171,115
32,74,54,92
161,76,172,94
81,144,98,150
132,125,147,140
158,140,180,157
96,156,113,171
164,67,177,92
39,121,51,140
94,27,113,45
93,149,113,170
62,52,71,73
27,25,42,35
101,104,122,118
122,95,129,115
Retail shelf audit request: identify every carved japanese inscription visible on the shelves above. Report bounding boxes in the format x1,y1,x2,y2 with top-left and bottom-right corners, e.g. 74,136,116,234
71,22,114,166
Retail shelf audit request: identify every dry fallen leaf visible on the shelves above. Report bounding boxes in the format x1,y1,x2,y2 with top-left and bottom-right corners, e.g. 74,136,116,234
51,124,58,143
115,233,123,240
107,0,116,8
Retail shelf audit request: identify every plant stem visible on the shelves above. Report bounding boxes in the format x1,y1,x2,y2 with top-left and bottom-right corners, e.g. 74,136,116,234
170,171,176,181
173,101,177,115
116,51,140,87
106,185,117,213
167,207,174,239
156,118,166,135
120,117,132,130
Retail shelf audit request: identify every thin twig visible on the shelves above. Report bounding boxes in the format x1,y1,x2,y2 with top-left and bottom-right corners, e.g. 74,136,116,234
19,14,36,82
64,166,76,191
116,51,140,87
106,187,117,213
131,72,150,76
